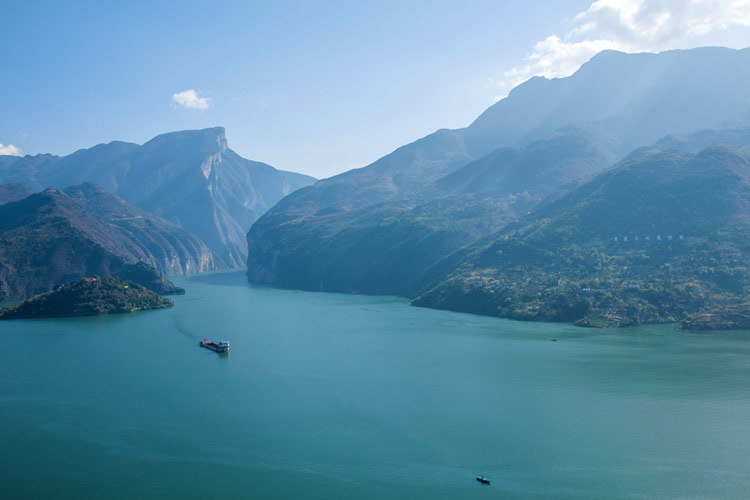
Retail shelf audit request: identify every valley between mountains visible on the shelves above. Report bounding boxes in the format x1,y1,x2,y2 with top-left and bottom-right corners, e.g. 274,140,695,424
246,47,750,329
3,47,750,329
0,128,315,302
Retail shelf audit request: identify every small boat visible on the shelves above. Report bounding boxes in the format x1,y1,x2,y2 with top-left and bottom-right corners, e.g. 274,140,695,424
200,339,230,353
475,475,491,485
550,338,558,342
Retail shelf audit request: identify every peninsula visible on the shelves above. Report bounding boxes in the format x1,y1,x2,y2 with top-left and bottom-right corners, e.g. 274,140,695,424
0,276,173,320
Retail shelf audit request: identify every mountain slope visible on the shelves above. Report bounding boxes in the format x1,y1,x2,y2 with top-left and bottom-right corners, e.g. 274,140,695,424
463,47,750,157
0,277,173,320
436,131,617,197
247,47,750,295
625,125,750,160
247,130,617,294
414,145,750,326
0,188,184,300
63,183,215,274
0,128,316,267
0,184,33,205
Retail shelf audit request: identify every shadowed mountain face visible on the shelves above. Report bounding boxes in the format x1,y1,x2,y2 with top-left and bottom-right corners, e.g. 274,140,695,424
247,47,750,295
0,127,316,267
624,124,750,160
0,184,33,205
414,145,750,327
63,183,215,275
435,131,618,198
0,187,194,300
462,47,750,157
247,130,617,295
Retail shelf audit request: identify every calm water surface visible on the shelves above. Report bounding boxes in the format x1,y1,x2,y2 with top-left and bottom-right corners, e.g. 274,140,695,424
2,271,750,499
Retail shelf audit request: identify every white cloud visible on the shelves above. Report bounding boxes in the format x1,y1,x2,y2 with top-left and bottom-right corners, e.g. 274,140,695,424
492,0,750,99
171,89,212,110
0,143,21,156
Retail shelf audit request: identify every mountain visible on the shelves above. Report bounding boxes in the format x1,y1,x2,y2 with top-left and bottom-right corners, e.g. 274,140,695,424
681,305,750,331
63,183,214,275
0,184,33,205
247,130,616,294
0,127,316,266
0,188,185,300
435,130,617,198
625,124,750,160
414,144,750,327
248,47,750,295
0,276,173,320
463,47,750,157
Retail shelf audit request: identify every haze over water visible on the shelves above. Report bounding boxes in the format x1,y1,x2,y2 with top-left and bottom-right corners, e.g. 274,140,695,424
2,271,749,499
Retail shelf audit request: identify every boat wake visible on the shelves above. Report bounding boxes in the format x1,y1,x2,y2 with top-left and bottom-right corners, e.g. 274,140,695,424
174,318,199,340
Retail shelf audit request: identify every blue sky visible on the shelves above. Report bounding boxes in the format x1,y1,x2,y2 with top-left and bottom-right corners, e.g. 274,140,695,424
2,0,749,178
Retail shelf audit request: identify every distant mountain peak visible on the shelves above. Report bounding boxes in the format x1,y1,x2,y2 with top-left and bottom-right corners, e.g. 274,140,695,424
0,127,315,268
141,126,228,154
40,186,63,197
465,46,750,158
246,46,750,300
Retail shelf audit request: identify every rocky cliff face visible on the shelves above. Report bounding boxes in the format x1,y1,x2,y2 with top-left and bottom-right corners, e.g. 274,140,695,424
63,183,215,275
0,127,316,267
0,187,191,300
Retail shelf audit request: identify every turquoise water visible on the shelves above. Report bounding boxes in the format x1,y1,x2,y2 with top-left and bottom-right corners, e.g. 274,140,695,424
2,271,750,499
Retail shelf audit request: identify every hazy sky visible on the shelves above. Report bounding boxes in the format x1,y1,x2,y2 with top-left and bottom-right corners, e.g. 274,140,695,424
2,0,749,178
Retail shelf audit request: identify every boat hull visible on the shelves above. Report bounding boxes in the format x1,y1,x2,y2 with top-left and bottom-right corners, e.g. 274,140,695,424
199,340,229,353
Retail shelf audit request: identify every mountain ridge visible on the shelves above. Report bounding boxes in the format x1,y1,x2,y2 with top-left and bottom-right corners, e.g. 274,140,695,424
0,187,187,300
413,144,750,326
248,47,750,297
0,127,316,267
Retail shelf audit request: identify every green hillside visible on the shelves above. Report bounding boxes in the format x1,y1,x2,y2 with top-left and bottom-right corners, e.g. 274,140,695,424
0,277,173,320
0,188,183,300
247,47,750,297
247,130,616,295
414,145,750,327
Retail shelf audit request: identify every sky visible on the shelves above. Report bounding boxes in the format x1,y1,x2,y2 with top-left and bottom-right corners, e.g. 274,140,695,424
2,0,750,178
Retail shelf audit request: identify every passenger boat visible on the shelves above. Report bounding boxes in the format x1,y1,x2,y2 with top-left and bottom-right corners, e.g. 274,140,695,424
199,339,230,353
475,475,491,485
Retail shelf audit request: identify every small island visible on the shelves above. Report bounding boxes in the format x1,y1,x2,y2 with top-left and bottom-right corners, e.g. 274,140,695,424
0,277,174,320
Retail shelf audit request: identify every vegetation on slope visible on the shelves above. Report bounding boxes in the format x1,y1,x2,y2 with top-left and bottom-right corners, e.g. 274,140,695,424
248,48,750,297
681,305,750,331
0,188,183,300
0,184,33,205
247,131,616,295
0,276,173,320
414,145,750,328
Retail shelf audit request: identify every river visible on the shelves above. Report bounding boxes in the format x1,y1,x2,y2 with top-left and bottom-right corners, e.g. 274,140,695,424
2,271,749,499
